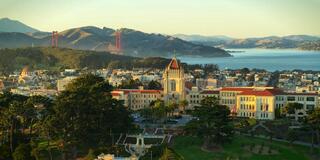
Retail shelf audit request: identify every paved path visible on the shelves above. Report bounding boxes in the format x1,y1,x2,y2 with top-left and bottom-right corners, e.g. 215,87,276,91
243,133,320,148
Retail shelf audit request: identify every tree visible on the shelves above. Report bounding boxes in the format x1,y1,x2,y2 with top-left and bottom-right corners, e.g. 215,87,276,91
240,68,250,74
0,92,30,154
140,107,153,120
305,108,320,153
179,100,188,113
119,79,143,89
12,143,34,160
147,80,162,90
48,74,133,159
188,97,234,148
283,102,303,115
0,144,11,160
3,101,26,153
152,100,167,122
167,101,178,117
274,107,282,119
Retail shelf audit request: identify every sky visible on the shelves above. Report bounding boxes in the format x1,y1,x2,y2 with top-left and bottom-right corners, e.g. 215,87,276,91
1,0,320,38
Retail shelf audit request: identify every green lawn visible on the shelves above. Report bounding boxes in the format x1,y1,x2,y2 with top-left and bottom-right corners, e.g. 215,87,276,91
172,135,320,160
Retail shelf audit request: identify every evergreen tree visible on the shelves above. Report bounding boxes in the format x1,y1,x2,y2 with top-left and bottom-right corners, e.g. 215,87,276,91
188,97,234,148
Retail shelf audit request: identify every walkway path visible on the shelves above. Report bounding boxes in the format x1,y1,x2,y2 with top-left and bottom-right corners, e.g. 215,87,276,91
243,133,320,148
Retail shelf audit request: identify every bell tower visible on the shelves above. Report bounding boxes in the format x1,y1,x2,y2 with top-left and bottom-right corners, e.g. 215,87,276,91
163,56,185,103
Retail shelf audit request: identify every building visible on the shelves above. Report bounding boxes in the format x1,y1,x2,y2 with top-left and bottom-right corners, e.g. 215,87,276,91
196,78,206,89
275,92,318,120
10,87,57,97
236,88,276,120
163,57,185,103
111,87,162,111
222,87,319,120
57,76,77,92
111,57,186,110
220,87,255,110
186,87,220,110
206,78,218,89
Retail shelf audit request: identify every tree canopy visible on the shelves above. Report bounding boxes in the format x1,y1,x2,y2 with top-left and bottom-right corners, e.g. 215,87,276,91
0,74,133,159
186,97,234,148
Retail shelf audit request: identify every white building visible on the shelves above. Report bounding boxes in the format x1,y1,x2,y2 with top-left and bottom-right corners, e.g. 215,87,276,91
111,88,162,111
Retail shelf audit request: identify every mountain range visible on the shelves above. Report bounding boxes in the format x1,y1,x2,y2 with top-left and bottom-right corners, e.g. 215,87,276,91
174,34,320,50
0,18,230,57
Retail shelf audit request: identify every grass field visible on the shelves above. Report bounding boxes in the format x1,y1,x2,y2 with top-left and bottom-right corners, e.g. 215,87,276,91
172,135,320,160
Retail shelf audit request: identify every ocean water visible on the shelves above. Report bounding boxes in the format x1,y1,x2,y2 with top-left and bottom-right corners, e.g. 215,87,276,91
177,49,320,71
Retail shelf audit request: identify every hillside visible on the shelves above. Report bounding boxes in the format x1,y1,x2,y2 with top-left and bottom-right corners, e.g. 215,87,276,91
0,47,174,73
175,34,320,51
0,21,230,57
0,18,39,33
221,36,320,49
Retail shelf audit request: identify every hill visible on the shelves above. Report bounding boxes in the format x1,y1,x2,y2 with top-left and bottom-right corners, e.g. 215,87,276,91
0,47,175,73
173,34,234,47
176,34,320,51
0,18,39,33
0,21,230,57
222,36,320,49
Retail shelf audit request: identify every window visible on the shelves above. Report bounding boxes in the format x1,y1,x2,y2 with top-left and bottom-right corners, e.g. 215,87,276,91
266,104,269,111
287,96,295,101
170,80,176,91
306,105,315,110
306,97,315,101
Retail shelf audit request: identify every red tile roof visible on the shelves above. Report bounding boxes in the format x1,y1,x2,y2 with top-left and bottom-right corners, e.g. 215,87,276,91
236,88,318,97
200,90,220,94
111,92,121,96
279,92,318,96
220,87,253,92
266,88,318,96
114,89,162,94
238,89,275,96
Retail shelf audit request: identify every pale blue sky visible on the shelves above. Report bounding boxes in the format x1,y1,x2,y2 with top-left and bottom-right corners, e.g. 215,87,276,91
1,0,319,38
